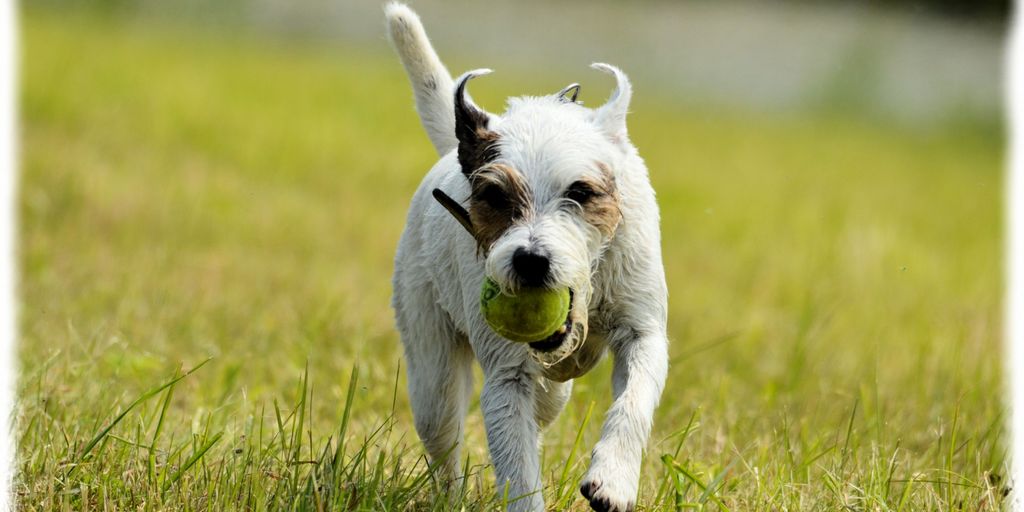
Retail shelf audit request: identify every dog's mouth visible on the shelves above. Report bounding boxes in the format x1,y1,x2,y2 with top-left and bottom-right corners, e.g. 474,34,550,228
528,289,575,353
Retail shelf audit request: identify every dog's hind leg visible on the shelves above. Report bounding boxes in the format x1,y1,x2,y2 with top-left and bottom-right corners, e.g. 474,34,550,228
396,290,474,484
534,378,572,430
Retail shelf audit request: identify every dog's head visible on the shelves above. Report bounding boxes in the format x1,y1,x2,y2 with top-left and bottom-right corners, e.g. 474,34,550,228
440,64,635,360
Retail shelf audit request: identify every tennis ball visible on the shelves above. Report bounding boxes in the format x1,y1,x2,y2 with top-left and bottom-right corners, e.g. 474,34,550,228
480,278,570,343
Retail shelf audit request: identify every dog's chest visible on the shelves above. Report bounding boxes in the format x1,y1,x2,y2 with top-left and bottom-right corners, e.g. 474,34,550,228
537,329,609,382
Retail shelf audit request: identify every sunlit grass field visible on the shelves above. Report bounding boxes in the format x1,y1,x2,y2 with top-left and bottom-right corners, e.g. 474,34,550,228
16,9,1006,511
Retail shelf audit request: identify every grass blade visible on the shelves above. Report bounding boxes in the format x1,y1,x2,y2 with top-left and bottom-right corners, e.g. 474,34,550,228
149,364,182,486
68,358,211,478
161,431,224,495
556,400,595,505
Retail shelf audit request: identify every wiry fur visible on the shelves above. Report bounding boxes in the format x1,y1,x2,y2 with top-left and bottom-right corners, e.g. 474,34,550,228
386,4,669,512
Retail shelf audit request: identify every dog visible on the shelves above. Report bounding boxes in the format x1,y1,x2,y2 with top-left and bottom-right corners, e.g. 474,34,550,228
385,4,668,511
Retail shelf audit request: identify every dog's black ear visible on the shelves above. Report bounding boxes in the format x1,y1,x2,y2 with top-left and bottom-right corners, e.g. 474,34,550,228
556,83,581,104
454,69,499,177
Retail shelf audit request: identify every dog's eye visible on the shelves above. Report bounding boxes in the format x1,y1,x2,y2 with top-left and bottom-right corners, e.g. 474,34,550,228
477,184,510,210
564,181,599,204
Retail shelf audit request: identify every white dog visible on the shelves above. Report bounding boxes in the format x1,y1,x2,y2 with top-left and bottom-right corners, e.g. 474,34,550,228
385,4,668,511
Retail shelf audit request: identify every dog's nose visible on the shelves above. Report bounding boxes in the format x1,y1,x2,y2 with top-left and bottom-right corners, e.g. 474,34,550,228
512,248,550,287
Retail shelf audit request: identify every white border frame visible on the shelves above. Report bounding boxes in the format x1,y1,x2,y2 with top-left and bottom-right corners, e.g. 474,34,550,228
0,2,1018,511
1010,0,1023,509
0,0,17,509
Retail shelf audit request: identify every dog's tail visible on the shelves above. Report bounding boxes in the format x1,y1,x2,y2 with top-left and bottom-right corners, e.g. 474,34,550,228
385,3,457,156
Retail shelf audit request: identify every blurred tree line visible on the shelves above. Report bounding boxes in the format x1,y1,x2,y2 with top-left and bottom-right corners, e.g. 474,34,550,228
854,0,1008,20
35,0,1014,22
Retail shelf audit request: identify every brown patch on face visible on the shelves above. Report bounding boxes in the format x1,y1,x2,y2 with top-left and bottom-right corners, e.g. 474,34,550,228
467,164,531,254
565,163,621,238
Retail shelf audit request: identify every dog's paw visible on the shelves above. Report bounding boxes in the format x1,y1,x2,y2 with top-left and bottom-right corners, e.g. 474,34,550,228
579,470,637,512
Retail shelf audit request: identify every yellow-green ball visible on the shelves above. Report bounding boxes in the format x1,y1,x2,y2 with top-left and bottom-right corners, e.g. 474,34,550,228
480,278,570,343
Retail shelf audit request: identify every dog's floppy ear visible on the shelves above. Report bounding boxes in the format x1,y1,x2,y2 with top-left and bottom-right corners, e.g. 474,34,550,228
590,63,632,143
454,69,499,177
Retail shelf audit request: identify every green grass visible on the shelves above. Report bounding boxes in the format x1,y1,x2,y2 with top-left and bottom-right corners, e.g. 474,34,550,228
15,9,1006,511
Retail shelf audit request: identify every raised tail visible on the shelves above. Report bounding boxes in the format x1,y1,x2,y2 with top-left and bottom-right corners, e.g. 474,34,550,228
385,3,457,156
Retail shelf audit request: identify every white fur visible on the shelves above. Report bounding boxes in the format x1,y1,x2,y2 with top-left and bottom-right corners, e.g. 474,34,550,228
384,2,457,155
386,5,668,511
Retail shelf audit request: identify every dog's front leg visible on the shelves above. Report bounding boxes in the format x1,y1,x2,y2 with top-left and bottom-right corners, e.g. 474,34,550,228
477,341,545,512
580,326,668,512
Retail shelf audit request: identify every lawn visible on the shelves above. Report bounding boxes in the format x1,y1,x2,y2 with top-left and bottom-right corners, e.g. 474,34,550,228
15,8,1006,511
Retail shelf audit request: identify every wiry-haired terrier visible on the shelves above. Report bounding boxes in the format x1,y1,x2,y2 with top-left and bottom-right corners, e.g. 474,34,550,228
386,4,668,511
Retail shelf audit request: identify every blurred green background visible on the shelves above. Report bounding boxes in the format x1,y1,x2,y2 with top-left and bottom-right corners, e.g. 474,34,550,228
16,1,1006,510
